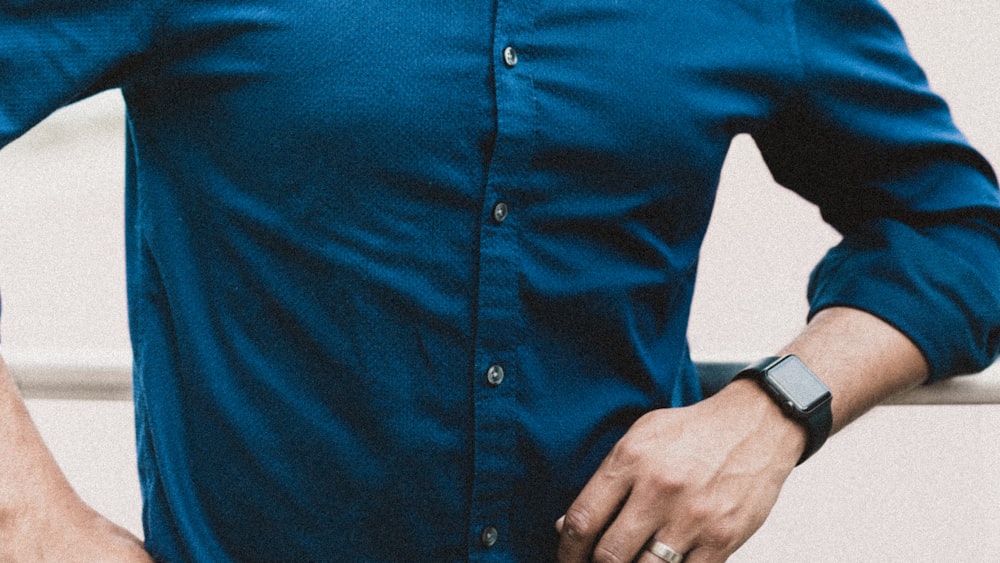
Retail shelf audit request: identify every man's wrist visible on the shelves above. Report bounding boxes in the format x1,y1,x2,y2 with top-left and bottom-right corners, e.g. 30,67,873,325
725,377,809,463
706,377,808,471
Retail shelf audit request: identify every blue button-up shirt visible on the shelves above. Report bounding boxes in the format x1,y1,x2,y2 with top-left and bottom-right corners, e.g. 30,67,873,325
3,0,999,560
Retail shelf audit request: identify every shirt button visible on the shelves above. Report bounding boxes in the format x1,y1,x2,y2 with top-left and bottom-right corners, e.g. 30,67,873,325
502,46,518,68
480,526,499,548
486,364,505,387
492,202,508,223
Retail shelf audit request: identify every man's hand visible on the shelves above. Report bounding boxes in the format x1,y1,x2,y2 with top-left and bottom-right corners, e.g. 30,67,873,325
555,307,931,562
0,504,152,562
555,378,804,562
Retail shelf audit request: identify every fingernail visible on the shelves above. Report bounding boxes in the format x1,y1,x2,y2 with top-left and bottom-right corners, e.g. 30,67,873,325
554,515,565,532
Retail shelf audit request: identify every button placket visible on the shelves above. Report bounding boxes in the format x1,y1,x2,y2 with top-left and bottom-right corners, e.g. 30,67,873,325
468,4,536,557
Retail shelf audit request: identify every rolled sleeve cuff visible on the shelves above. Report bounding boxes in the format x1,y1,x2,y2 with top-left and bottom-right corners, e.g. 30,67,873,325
807,214,1000,383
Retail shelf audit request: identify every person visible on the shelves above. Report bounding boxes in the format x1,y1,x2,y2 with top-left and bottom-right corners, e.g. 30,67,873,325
1,0,998,561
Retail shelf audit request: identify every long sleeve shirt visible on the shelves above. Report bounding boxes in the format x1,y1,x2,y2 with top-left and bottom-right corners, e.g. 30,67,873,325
2,0,999,560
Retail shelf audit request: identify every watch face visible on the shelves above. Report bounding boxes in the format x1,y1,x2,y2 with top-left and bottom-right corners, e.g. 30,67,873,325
765,356,831,413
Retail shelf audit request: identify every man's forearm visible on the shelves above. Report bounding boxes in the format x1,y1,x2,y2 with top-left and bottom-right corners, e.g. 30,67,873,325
0,354,78,523
780,306,930,435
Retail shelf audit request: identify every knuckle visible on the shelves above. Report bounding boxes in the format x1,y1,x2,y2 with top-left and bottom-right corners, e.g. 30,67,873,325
701,517,742,551
610,438,644,467
648,469,683,495
686,499,714,523
561,505,599,540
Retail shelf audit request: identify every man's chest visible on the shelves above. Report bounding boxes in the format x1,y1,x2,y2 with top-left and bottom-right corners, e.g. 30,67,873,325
142,2,791,162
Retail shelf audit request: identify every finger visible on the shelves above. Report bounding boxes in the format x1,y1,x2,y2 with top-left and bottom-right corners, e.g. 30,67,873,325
556,467,632,562
589,494,663,563
634,537,688,563
679,545,729,563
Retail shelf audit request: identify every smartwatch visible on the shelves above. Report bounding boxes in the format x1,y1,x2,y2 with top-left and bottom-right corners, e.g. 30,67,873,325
736,355,832,465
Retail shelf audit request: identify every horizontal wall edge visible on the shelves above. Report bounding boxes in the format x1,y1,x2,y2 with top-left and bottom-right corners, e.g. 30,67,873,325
7,357,999,404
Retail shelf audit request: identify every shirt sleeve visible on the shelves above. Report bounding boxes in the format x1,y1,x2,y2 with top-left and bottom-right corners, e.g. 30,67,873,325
0,1,161,147
754,0,1000,381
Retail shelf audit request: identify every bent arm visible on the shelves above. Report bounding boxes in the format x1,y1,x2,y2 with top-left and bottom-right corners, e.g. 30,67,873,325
557,2,999,560
555,306,931,563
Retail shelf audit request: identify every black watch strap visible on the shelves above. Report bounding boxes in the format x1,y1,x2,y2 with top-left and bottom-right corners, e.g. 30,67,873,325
736,356,833,465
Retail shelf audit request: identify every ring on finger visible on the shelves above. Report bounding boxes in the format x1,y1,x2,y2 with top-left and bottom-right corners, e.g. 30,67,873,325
643,538,683,563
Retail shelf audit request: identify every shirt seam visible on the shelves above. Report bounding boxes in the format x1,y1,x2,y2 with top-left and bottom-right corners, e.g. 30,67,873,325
781,0,810,115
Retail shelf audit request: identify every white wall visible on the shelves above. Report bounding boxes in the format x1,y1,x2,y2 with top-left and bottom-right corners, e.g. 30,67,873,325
0,1,998,559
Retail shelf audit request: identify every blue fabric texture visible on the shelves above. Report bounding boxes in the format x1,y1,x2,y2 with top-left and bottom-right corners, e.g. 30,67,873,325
2,0,999,560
